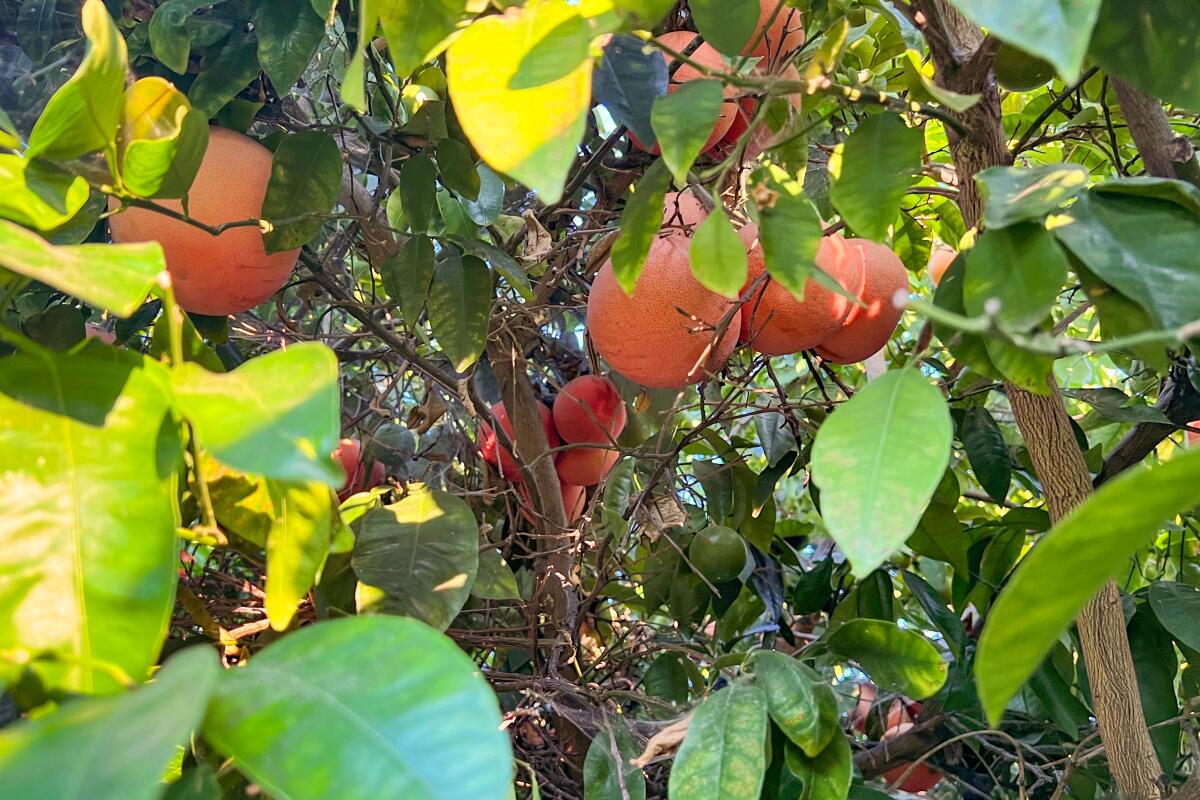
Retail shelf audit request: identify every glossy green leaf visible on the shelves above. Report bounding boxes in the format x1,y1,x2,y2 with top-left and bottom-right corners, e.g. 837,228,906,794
149,0,209,74
351,485,480,630
1149,582,1200,653
961,405,1011,503
902,569,968,657
26,0,126,161
754,176,824,300
811,369,953,578
783,734,852,800
510,11,605,90
946,0,1100,80
964,223,1067,330
0,349,179,694
426,253,491,373
400,154,438,233
689,206,748,299
644,652,690,704
171,342,343,486
584,720,647,800
437,139,481,201
1127,605,1180,773
751,651,838,757
1094,176,1200,216
188,30,262,118
593,34,668,147
668,682,768,800
0,155,90,231
1089,0,1200,111
1055,190,1200,331
0,648,218,799
976,164,1088,229
975,447,1200,725
262,131,343,252
463,164,505,225
382,234,436,323
255,0,326,93
264,480,334,631
829,113,922,242
118,77,201,199
931,254,1002,378
651,80,724,184
826,619,948,699
689,0,758,56
378,0,468,78
203,617,513,800
610,157,671,294
471,548,522,601
447,0,594,202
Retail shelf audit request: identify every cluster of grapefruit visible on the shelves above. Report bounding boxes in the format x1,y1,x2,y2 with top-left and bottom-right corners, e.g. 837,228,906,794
479,375,627,524
588,190,910,389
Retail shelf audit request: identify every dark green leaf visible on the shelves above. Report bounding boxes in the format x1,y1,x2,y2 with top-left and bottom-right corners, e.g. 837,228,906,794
754,177,824,300
1127,605,1180,773
902,569,967,657
651,80,725,183
426,253,491,373
689,206,748,299
0,349,179,693
1149,582,1200,652
436,139,481,201
1089,0,1200,111
188,30,262,119
689,0,758,56
811,369,953,578
976,164,1088,228
15,0,58,64
171,342,343,486
0,648,218,799
1062,387,1171,425
351,485,480,630
382,234,436,323
975,447,1200,724
401,154,438,233
463,164,505,225
584,720,647,800
255,0,326,93
827,619,948,699
829,113,922,242
1094,177,1200,217
946,0,1100,80
149,0,209,74
783,734,852,800
610,157,671,294
963,223,1067,330
792,557,834,614
931,253,1002,378
1027,647,1091,735
262,131,342,252
593,34,668,146
203,617,512,800
471,549,521,601
668,682,768,800
644,652,690,704
752,651,838,757
961,405,1011,503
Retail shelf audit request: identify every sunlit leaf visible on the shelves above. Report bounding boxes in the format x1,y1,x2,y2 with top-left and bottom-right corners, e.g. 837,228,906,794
976,164,1088,229
669,682,768,800
651,80,724,184
689,206,747,299
264,480,334,631
118,77,203,199
829,113,922,241
0,155,89,231
826,619,948,699
946,0,1100,80
379,0,468,79
688,0,757,56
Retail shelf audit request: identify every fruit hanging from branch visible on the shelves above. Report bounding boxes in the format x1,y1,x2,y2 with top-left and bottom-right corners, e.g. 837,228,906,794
815,239,908,364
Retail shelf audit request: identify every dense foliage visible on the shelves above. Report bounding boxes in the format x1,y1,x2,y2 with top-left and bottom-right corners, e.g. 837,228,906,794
1,0,1199,798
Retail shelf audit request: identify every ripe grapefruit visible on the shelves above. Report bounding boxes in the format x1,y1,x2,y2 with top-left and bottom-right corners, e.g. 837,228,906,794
588,199,739,388
927,244,956,286
628,31,739,154
741,0,806,71
739,226,865,355
814,239,908,364
881,721,943,794
555,446,620,486
553,375,627,444
480,400,560,482
333,438,387,501
688,525,748,584
107,126,300,316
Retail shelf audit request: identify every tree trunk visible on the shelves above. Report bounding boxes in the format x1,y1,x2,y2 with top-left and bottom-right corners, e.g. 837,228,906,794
914,2,1165,797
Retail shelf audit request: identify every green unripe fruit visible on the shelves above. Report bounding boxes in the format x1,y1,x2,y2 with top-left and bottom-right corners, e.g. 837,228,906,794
688,525,748,584
994,43,1056,92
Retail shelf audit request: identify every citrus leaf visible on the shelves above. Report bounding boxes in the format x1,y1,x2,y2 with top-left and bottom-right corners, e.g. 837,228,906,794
1089,0,1200,111
752,651,838,757
262,131,343,252
118,77,204,199
964,223,1067,330
584,719,647,800
826,619,948,699
976,164,1088,229
255,0,326,93
811,369,953,577
203,617,513,800
1149,582,1200,653
689,0,758,56
669,682,768,800
378,0,468,79
829,113,922,242
471,548,521,601
756,181,824,300
426,253,491,373
593,34,668,147
960,405,1011,503
400,154,437,233
382,233,436,323
187,30,261,119
149,0,209,74
0,155,90,232
651,80,724,184
689,206,748,299
946,0,1100,80
609,157,672,294
975,448,1200,725
782,734,852,800
436,139,481,201
264,480,334,631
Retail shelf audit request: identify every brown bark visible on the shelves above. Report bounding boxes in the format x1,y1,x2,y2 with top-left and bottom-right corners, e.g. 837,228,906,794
1111,79,1200,185
914,2,1166,797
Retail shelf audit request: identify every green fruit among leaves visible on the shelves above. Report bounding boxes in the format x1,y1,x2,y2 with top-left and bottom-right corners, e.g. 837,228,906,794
994,43,1056,92
688,525,748,584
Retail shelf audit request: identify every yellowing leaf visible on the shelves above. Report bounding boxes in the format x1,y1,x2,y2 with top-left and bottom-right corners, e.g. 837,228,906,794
447,1,595,202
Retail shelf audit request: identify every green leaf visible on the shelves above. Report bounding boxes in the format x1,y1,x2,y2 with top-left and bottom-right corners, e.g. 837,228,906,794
400,154,438,233
961,405,1011,503
651,80,725,184
15,0,58,64
964,223,1067,330
829,113,922,242
610,157,672,294
378,0,467,78
902,569,968,657
975,447,1200,725
644,652,690,704
751,651,838,757
149,0,209,74
255,0,326,93
0,648,218,799
188,30,262,119
464,164,505,225
171,342,343,486
0,155,90,231
1055,190,1200,331
688,0,758,56
1127,605,1180,774
471,548,522,601
447,0,594,202
510,12,604,90
826,619,948,699
203,617,513,800
0,219,163,318
426,253,491,373
1089,0,1200,111
436,139,481,201
26,0,126,161
976,164,1088,229
0,349,179,694
1094,176,1200,216
756,182,824,300
783,734,852,800
931,253,1003,378
382,234,436,323
593,34,668,147
264,480,333,630
351,485,480,630
262,131,342,252
669,682,768,800
689,206,748,299
1062,387,1170,425
810,369,953,577
946,0,1100,80
118,77,203,199
1149,582,1200,653
584,720,647,800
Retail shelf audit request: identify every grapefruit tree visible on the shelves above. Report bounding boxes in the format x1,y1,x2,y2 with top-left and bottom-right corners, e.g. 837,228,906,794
1,1,1200,799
